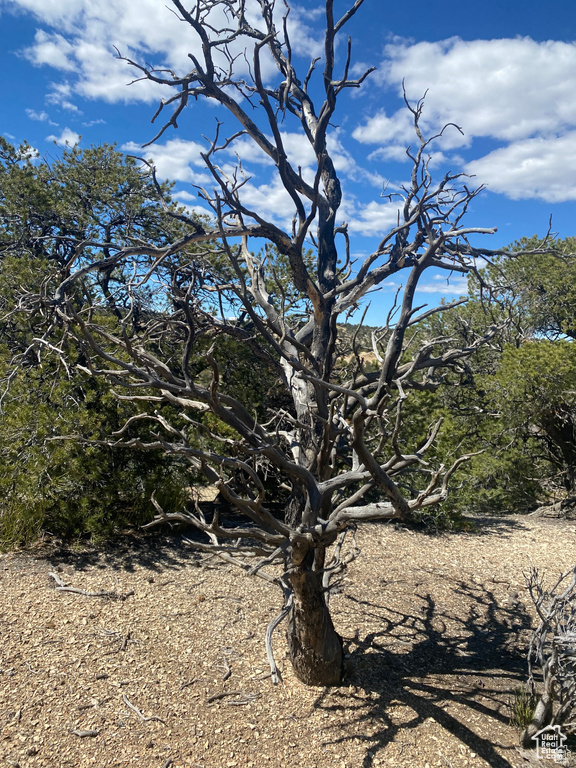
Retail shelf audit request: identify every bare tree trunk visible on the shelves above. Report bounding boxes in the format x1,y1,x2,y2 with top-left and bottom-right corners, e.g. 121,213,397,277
521,692,553,748
286,547,343,686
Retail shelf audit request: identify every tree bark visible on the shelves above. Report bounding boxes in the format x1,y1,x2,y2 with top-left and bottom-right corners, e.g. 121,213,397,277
521,653,556,747
286,547,343,686
285,486,306,529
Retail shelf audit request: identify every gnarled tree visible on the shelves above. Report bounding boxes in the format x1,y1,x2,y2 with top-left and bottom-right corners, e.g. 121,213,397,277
10,0,556,685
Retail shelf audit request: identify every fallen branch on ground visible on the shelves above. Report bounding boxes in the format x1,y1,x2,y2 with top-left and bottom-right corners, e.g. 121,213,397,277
205,690,260,705
179,676,203,691
49,571,134,600
122,694,166,724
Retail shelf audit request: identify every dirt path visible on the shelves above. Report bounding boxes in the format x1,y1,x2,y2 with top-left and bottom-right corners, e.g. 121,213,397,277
1,514,575,768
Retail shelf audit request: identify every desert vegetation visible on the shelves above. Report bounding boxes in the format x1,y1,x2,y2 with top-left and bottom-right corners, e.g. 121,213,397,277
1,1,575,761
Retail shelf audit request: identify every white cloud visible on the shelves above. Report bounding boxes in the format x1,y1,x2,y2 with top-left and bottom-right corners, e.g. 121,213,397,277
5,0,321,110
237,175,305,227
25,108,55,124
370,38,576,144
347,200,403,237
353,108,415,147
118,129,384,231
282,5,323,59
218,128,385,194
23,30,76,70
46,82,81,111
46,127,80,146
354,37,576,203
221,137,274,167
466,133,576,202
367,144,408,164
80,49,163,104
173,191,213,221
14,0,576,207
417,274,469,296
12,143,40,161
2,0,86,25
121,138,211,185
220,131,316,172
367,144,459,171
278,132,317,171
328,132,385,187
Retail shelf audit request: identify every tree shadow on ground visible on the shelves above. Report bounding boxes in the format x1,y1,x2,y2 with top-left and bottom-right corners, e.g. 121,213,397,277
41,501,257,573
40,512,531,573
41,531,210,574
461,514,532,538
393,514,530,544
315,574,534,767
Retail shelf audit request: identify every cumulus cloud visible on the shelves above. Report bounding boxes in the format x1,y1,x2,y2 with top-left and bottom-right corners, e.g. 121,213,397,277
73,42,164,104
121,138,211,185
5,0,321,108
118,129,384,231
235,176,299,226
417,274,469,296
46,127,80,146
2,0,86,24
46,82,81,111
354,37,576,149
23,30,76,70
281,4,323,59
466,132,576,202
353,108,415,148
13,0,575,207
347,200,403,238
172,191,213,220
354,37,576,203
82,118,106,127
217,129,385,195
220,137,274,167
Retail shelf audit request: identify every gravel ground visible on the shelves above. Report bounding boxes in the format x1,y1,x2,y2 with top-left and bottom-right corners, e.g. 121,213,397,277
1,513,575,768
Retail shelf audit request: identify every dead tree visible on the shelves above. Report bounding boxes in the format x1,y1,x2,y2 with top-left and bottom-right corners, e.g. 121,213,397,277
11,0,558,685
522,566,576,746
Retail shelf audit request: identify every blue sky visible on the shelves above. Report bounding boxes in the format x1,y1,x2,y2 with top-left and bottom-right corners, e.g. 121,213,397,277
1,0,576,319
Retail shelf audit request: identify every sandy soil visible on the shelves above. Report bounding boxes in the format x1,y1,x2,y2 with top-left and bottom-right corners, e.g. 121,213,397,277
1,514,575,768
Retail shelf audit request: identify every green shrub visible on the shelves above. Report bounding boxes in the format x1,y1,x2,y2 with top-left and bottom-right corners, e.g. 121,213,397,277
509,684,538,729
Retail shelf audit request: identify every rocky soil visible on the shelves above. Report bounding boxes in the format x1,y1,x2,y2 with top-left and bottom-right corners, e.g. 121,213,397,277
1,514,575,768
